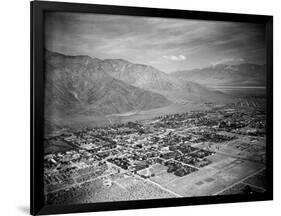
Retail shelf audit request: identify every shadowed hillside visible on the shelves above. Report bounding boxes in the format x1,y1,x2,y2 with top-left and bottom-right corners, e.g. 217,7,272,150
45,51,171,123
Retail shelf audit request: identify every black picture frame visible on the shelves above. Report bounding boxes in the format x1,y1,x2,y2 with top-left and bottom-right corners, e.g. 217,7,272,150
31,1,273,215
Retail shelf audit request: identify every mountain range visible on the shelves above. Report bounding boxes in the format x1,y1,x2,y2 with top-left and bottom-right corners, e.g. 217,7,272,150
45,50,221,119
99,58,221,102
171,63,266,87
100,59,195,91
45,51,171,120
44,50,264,129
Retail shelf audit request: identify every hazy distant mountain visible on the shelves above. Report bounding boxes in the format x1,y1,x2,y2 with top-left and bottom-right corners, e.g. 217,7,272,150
45,51,171,118
171,64,266,87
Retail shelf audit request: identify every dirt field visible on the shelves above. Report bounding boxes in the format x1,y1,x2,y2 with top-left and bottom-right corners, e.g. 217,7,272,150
148,151,265,197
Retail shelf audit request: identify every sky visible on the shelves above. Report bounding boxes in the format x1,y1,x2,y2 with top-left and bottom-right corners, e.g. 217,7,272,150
45,12,266,73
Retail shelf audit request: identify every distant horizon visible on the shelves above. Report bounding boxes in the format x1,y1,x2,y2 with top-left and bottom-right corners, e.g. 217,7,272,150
46,49,266,74
45,12,266,73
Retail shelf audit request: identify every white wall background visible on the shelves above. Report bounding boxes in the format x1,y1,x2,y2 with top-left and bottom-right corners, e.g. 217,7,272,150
0,0,279,215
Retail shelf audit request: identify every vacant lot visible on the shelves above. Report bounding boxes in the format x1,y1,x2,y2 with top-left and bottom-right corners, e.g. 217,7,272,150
149,152,265,197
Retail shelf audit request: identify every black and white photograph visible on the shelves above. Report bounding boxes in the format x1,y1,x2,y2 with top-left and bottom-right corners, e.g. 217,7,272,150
1,0,279,215
43,11,268,205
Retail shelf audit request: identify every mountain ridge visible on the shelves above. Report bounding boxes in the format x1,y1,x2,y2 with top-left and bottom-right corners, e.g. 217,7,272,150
46,50,222,102
170,63,266,87
45,50,171,120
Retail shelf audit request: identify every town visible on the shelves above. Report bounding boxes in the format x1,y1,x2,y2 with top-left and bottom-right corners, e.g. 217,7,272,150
44,97,267,205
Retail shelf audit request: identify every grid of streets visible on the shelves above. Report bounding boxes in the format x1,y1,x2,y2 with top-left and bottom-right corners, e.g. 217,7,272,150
44,97,267,204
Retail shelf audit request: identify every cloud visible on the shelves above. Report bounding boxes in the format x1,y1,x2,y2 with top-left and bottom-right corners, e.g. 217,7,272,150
163,55,186,61
45,12,266,72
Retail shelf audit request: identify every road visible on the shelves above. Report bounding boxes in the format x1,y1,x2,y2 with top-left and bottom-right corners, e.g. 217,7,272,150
213,168,265,195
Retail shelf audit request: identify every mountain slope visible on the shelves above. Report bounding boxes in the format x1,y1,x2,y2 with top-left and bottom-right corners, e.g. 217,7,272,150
100,59,184,90
97,58,226,103
99,59,212,91
171,64,266,87
45,51,171,120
